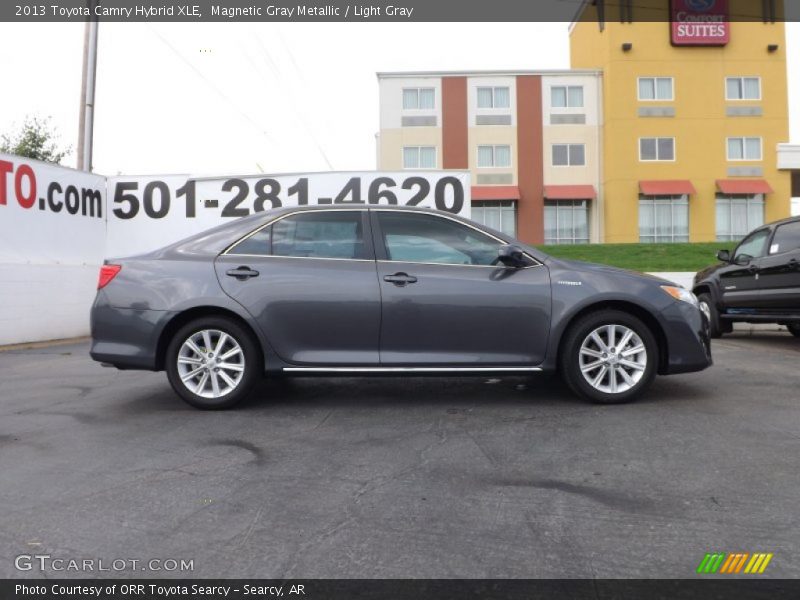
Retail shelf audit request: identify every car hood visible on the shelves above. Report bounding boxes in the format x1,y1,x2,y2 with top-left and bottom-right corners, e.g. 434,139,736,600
694,261,725,284
546,257,678,286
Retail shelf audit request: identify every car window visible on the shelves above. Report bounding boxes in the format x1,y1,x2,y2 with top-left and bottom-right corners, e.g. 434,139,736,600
230,212,367,259
377,211,502,266
228,228,271,256
734,228,770,261
769,221,800,255
272,211,367,259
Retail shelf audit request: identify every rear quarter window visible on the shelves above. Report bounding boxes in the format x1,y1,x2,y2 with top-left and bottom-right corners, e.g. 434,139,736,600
769,221,800,255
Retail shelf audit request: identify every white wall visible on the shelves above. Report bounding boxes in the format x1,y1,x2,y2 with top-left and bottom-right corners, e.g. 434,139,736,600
0,154,106,345
0,265,98,346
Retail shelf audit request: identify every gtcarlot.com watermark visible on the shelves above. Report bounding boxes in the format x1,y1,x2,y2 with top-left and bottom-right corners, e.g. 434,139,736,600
15,554,194,573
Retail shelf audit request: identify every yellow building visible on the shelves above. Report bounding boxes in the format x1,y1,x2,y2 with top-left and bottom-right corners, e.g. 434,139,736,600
570,1,791,242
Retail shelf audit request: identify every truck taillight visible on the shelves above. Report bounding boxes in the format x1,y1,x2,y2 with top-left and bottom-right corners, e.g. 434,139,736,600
98,264,122,289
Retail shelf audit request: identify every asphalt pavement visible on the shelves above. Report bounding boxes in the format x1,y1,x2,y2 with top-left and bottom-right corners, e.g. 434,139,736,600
1,333,799,579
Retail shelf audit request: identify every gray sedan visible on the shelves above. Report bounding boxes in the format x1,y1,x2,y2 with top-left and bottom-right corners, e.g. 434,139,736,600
90,206,711,409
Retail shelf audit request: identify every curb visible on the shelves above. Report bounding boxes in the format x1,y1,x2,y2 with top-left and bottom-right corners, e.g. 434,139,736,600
0,336,91,353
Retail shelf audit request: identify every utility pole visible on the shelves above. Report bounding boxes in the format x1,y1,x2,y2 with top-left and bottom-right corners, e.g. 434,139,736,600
77,2,98,172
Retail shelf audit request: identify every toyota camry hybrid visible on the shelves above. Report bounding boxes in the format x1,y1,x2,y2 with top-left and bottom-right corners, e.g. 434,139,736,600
90,206,712,409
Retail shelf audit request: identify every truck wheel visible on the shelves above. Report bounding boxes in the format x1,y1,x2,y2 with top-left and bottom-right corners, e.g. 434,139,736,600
697,293,723,339
559,309,658,405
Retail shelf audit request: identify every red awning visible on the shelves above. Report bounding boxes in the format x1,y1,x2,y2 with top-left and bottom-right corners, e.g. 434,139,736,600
639,180,697,195
471,185,520,201
543,184,597,200
716,179,773,194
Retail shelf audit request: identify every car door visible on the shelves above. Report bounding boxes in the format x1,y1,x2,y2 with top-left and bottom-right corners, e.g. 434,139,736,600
215,209,381,365
371,209,551,366
719,228,771,309
754,220,800,310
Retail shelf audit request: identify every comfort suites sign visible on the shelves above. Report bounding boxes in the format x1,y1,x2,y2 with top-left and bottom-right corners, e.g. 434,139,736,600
671,0,730,46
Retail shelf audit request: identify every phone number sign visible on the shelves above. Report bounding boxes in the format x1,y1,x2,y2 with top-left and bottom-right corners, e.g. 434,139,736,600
106,171,470,258
671,0,729,46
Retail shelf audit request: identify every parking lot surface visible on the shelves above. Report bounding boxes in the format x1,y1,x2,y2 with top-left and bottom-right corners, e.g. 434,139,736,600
1,334,799,579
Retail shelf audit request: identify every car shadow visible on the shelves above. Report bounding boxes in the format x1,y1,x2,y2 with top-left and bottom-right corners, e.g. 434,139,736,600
112,371,711,414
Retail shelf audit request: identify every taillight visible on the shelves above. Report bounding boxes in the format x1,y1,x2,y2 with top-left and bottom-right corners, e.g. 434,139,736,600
98,264,122,289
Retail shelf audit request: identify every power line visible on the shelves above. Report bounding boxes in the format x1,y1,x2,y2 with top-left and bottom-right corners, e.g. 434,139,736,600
146,23,276,147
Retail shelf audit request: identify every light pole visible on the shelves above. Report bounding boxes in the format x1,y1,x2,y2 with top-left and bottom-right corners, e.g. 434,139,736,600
77,2,98,172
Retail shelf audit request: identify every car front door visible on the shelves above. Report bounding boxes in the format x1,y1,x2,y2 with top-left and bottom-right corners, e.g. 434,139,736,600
754,220,800,310
371,210,551,366
215,210,381,365
719,228,771,309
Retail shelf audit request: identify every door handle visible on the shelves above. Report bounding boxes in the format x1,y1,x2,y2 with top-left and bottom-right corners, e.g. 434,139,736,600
226,266,260,280
383,272,418,286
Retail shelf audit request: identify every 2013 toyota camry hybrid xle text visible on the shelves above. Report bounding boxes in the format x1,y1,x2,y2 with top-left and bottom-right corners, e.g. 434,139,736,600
90,206,712,409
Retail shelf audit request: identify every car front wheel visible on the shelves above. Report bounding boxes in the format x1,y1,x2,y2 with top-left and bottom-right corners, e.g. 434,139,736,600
787,324,800,338
166,316,260,409
560,310,658,404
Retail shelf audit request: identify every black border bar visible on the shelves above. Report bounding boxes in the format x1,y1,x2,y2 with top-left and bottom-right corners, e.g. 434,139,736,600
4,579,800,600
3,0,799,23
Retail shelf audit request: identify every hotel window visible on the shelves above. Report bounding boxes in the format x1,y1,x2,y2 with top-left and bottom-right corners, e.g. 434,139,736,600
638,77,673,101
727,137,762,161
472,200,517,237
477,86,510,109
639,195,689,243
551,86,584,108
639,138,675,161
552,144,586,167
726,77,761,100
402,146,436,169
402,87,435,110
477,145,511,168
715,194,765,241
544,200,590,244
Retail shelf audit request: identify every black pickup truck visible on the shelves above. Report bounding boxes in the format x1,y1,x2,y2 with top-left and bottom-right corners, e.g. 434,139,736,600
693,216,800,338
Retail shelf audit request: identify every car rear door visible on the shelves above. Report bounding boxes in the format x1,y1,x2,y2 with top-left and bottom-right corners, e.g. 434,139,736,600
754,221,800,310
371,210,551,366
215,209,381,365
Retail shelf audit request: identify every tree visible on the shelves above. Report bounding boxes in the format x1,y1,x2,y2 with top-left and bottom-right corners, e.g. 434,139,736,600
0,116,71,164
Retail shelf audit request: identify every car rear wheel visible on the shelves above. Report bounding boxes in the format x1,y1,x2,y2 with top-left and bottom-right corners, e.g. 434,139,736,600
559,310,658,404
787,324,800,338
697,293,723,338
166,316,260,409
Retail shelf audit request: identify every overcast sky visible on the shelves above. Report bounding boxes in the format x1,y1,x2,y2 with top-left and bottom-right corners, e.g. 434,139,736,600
1,22,798,176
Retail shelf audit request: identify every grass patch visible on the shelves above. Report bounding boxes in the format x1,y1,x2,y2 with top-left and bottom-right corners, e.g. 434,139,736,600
535,242,731,272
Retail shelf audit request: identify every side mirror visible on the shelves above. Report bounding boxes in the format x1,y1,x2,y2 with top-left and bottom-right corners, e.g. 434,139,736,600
498,244,527,268
716,249,731,263
734,254,753,266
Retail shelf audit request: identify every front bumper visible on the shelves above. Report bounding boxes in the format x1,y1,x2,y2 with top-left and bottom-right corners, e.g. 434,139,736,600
659,300,712,375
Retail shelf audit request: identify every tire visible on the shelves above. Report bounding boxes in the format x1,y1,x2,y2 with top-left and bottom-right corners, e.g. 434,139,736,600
697,293,723,339
787,324,800,338
559,309,658,405
166,316,261,409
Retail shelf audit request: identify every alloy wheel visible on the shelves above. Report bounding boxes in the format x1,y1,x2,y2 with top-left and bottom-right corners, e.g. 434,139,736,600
176,329,245,399
578,324,648,394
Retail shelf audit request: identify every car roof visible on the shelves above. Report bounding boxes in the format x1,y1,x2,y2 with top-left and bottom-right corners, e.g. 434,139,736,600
766,215,800,228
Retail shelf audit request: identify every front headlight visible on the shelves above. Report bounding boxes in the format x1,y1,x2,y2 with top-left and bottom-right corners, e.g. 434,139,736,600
660,285,699,307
